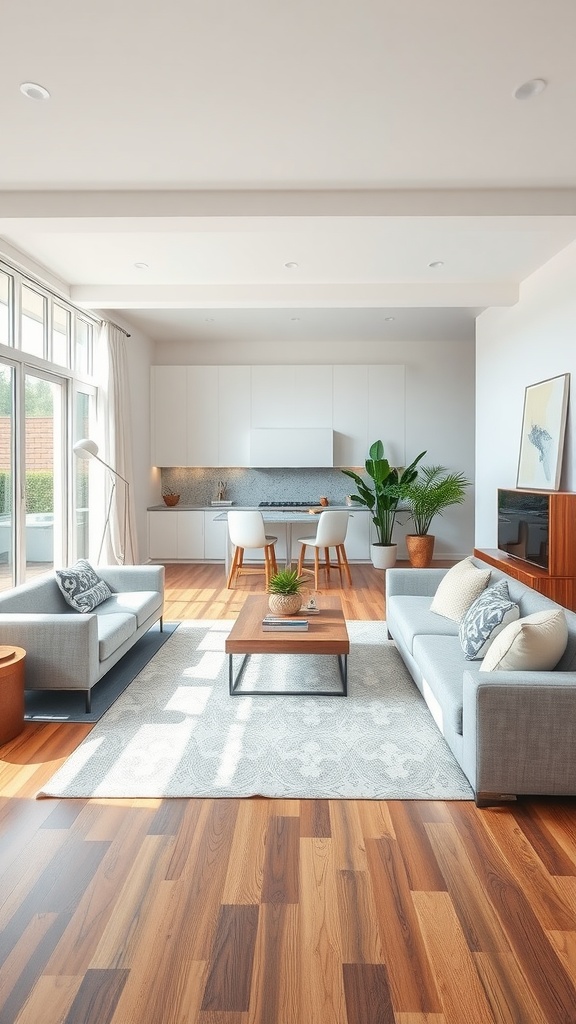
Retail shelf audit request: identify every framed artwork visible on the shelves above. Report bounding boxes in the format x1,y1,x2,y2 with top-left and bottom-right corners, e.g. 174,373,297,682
517,373,570,490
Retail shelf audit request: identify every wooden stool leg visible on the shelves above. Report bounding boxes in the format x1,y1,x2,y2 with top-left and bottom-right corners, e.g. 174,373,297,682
324,547,331,576
338,544,352,585
314,547,320,590
227,546,241,589
297,544,306,576
264,546,272,588
271,544,278,575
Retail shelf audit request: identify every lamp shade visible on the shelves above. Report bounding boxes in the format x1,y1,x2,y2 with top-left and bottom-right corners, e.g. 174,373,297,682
73,438,99,458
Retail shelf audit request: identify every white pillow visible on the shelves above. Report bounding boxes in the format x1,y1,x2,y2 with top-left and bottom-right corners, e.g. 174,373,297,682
459,580,520,660
430,557,491,623
480,608,568,672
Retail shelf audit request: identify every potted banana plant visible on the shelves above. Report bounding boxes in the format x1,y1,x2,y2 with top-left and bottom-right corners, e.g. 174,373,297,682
403,465,471,567
342,440,425,569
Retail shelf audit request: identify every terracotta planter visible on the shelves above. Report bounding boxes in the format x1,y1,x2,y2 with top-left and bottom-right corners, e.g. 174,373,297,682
163,494,180,507
406,534,435,568
268,593,302,616
370,543,397,570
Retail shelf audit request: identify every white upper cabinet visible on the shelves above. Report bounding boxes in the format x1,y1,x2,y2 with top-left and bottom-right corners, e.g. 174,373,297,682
150,366,188,466
333,364,405,467
151,363,405,468
186,366,219,466
251,366,332,427
219,365,251,466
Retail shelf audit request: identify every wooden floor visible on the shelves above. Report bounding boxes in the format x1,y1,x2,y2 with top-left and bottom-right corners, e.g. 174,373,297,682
2,562,576,1023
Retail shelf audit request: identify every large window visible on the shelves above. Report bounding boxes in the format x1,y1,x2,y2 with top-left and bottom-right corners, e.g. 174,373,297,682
0,259,99,588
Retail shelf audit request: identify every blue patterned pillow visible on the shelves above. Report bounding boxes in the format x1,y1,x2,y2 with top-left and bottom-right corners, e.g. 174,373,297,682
55,559,112,613
459,580,520,660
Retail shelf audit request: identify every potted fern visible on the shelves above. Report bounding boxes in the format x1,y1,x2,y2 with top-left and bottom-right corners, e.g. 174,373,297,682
342,440,425,569
268,569,308,615
403,465,471,567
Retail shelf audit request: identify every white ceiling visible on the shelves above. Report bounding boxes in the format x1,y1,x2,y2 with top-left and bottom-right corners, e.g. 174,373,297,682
1,0,576,346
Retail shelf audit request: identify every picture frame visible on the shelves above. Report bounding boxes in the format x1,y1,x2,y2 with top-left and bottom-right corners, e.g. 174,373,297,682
517,373,570,490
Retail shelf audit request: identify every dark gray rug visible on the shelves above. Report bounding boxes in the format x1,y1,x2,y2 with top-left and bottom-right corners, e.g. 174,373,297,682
25,622,179,723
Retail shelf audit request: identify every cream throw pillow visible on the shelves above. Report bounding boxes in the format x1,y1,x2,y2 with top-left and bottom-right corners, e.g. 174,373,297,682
430,557,491,623
480,608,568,672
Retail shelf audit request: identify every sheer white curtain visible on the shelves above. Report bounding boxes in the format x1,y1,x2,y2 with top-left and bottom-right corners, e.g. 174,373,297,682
97,322,139,564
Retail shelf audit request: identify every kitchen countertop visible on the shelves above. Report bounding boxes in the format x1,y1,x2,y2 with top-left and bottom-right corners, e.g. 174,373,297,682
147,504,356,512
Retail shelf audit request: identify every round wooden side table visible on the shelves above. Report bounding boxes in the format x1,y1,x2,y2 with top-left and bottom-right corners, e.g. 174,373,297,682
0,646,26,745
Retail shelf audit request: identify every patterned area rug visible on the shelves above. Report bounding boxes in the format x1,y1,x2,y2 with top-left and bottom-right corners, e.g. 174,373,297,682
38,620,474,800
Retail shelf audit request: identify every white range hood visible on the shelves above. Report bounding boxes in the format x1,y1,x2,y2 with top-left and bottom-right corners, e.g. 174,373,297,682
250,428,334,467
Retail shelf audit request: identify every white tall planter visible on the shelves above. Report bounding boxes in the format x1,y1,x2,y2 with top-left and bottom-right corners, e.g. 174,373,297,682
370,543,397,569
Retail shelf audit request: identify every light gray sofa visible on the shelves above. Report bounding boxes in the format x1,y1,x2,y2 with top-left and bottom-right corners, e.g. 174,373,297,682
386,557,576,806
0,565,165,712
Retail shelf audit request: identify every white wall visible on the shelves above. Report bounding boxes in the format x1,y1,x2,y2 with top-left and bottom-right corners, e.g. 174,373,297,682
153,337,476,558
476,239,576,548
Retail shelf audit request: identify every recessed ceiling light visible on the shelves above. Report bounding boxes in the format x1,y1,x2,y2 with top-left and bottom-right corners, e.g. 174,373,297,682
20,81,50,101
514,78,547,101
428,260,444,269
284,262,299,269
134,262,149,270
290,317,301,322
384,316,395,322
204,317,215,323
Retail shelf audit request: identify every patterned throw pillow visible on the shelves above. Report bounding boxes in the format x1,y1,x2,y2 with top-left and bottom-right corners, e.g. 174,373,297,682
55,559,112,613
430,557,491,623
480,608,568,672
458,580,520,660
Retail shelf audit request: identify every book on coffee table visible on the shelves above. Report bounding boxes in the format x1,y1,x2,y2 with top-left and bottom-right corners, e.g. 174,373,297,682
262,617,309,631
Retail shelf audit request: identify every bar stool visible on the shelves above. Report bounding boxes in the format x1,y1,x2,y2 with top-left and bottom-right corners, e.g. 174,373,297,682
226,510,279,589
296,509,352,589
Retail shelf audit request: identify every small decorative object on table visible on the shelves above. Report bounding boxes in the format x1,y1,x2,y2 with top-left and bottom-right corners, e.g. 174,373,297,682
162,488,180,507
267,569,307,616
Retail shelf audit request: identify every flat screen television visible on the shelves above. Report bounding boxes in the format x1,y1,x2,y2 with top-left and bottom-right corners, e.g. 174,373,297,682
497,489,550,570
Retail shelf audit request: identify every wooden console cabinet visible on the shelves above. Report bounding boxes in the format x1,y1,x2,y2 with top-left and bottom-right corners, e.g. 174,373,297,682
475,489,576,612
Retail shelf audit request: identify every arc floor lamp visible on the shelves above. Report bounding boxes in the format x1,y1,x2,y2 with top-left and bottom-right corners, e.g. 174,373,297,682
73,438,133,564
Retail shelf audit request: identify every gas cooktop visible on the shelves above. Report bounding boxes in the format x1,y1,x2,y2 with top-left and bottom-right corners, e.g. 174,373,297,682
258,501,316,508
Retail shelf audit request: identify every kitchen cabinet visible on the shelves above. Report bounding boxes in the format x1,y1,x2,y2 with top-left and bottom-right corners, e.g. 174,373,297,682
148,511,204,560
250,428,333,467
343,509,371,561
187,367,218,466
204,510,228,560
218,365,251,466
333,364,405,467
251,366,332,428
150,367,188,466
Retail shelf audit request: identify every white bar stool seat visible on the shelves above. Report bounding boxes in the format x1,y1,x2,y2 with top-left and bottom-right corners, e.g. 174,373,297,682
296,509,352,589
226,510,278,589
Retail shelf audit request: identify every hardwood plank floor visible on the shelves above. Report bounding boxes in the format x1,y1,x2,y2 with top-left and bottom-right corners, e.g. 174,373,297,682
2,562,576,1023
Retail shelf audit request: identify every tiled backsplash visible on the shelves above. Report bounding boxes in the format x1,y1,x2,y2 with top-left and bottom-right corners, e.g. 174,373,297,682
161,467,357,506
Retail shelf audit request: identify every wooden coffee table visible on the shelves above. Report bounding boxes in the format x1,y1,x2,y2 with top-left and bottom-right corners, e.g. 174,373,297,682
225,594,350,696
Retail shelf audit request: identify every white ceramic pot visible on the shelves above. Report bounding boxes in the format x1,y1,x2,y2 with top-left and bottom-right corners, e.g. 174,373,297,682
370,543,397,570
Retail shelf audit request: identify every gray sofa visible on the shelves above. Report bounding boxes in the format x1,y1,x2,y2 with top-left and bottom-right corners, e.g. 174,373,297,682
386,557,576,805
0,565,165,711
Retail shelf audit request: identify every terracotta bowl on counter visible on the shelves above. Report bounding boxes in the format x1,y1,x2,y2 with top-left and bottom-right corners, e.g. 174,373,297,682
162,494,180,507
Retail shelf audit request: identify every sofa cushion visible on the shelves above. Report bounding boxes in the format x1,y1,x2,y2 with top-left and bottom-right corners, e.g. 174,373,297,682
97,612,137,661
97,591,162,628
387,595,459,654
412,634,481,736
55,560,112,613
430,557,491,623
480,608,568,672
459,581,520,660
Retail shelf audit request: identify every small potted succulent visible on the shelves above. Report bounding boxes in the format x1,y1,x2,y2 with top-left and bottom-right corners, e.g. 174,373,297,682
162,488,180,507
267,569,308,616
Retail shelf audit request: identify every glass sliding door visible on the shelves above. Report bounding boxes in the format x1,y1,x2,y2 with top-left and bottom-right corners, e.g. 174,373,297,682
74,388,95,560
0,362,15,591
24,372,66,579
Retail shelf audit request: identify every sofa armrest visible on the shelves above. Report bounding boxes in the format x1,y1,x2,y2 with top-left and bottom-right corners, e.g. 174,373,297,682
385,567,448,600
462,668,576,799
98,564,165,594
0,613,99,690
